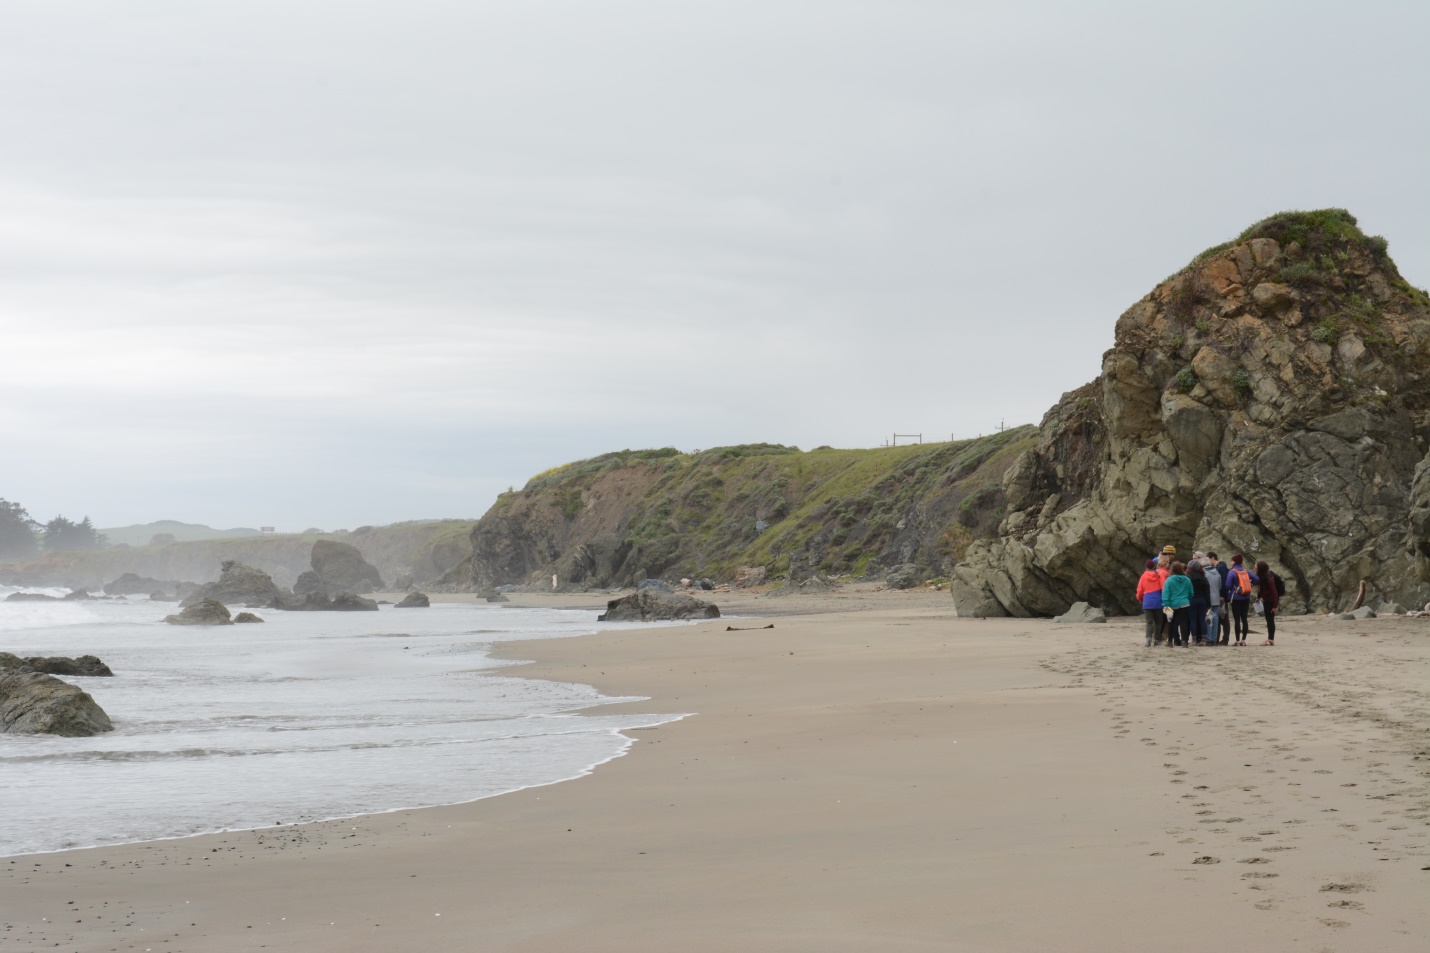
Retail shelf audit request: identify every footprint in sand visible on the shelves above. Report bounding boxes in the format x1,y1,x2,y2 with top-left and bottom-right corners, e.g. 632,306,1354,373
1242,872,1277,879
1239,857,1273,864
1319,919,1350,928
1254,900,1277,910
1319,882,1370,894
1326,900,1363,910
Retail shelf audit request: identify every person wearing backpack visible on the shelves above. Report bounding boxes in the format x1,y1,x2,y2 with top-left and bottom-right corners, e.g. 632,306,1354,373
1256,560,1281,645
1226,554,1259,645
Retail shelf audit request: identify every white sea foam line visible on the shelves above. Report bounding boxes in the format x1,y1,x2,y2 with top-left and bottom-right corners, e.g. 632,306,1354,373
6,712,689,858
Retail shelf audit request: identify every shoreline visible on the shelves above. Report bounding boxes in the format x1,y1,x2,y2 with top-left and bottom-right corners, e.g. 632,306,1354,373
5,595,1427,951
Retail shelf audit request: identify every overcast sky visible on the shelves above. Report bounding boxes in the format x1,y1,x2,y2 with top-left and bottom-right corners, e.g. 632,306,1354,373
2,1,1427,530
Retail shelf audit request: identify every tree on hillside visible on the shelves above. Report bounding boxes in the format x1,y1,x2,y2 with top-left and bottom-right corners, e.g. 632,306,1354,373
43,515,108,553
0,499,39,560
149,533,177,547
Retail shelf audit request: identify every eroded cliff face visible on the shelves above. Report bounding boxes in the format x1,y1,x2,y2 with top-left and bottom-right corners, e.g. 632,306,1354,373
952,210,1430,616
467,436,1034,592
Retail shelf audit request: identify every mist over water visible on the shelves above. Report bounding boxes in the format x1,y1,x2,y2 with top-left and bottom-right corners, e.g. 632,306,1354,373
0,590,681,856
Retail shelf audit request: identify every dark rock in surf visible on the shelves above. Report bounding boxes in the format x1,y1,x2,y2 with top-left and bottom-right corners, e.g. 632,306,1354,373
181,561,282,608
0,653,114,677
394,592,430,608
164,599,234,626
0,670,114,736
233,612,264,623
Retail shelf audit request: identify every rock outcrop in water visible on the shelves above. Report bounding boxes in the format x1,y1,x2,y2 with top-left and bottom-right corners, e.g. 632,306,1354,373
104,572,177,595
165,599,235,625
293,540,384,595
950,210,1430,617
181,561,283,608
269,591,379,611
0,671,114,736
0,653,114,677
394,591,430,608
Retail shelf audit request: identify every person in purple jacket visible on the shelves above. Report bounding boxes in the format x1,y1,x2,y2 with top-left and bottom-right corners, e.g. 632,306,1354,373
1226,554,1259,645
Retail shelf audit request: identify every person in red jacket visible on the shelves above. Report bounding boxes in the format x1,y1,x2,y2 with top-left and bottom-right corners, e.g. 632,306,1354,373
1135,559,1165,647
1255,559,1280,645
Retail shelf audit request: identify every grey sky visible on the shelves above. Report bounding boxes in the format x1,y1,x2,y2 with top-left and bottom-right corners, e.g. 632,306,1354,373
3,1,1427,529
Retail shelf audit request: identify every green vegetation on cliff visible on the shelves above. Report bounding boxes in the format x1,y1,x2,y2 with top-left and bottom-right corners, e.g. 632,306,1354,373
474,429,1036,589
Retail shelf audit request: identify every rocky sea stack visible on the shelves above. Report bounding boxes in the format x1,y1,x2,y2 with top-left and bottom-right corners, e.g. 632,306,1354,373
0,671,114,736
951,209,1430,617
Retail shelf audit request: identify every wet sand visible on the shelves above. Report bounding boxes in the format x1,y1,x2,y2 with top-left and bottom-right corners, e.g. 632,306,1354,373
5,595,1427,952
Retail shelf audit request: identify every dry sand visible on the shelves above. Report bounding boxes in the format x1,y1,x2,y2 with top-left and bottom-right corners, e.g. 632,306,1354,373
5,593,1427,952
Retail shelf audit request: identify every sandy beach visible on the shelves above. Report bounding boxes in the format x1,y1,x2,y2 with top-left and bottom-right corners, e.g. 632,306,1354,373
5,592,1427,952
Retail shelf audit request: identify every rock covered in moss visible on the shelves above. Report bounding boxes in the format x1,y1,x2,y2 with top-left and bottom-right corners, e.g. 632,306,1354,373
0,653,113,676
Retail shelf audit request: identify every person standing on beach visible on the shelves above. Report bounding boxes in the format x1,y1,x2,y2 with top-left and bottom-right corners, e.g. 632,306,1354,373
1204,552,1224,643
1255,560,1280,646
1161,561,1192,647
1136,559,1165,647
1208,552,1231,644
1188,563,1210,645
1226,555,1259,645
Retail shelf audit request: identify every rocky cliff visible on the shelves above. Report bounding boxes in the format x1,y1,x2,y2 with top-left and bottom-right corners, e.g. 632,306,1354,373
951,209,1430,617
467,433,1033,591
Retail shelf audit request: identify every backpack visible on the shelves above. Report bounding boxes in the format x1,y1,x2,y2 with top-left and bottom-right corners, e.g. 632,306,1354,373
1273,572,1286,597
1234,567,1252,595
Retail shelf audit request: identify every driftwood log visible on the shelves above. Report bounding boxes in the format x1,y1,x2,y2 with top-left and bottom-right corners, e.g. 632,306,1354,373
1349,580,1367,611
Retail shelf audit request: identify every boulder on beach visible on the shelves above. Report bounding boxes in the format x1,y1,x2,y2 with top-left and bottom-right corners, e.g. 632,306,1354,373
181,561,282,608
0,652,113,677
164,599,234,626
733,566,767,589
885,564,920,591
233,612,264,623
395,592,430,608
0,670,114,736
598,589,720,622
636,578,673,593
1053,601,1107,624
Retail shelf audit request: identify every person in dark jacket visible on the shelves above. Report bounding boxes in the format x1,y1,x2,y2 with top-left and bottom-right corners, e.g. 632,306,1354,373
1226,555,1259,645
1256,559,1280,646
1188,564,1210,645
1207,551,1231,644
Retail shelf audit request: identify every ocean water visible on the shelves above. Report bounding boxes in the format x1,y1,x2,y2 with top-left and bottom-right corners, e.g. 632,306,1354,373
0,588,683,856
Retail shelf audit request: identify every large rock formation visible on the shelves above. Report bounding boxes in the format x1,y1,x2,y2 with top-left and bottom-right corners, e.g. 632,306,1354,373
295,540,384,594
181,561,283,608
951,210,1430,617
0,671,114,735
597,590,721,622
394,591,430,608
0,653,114,677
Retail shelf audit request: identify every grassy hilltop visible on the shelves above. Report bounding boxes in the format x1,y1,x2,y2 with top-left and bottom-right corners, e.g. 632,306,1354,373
471,428,1036,589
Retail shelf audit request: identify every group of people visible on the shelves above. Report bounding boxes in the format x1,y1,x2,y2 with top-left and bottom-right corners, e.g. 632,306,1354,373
1135,546,1281,647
